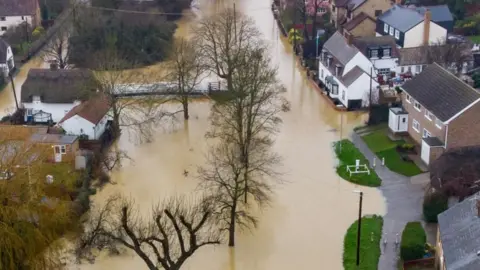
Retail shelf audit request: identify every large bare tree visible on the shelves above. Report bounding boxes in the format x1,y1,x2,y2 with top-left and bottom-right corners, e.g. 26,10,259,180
42,26,71,69
167,38,208,120
420,41,473,75
75,195,221,270
206,45,289,203
194,8,261,91
92,49,175,141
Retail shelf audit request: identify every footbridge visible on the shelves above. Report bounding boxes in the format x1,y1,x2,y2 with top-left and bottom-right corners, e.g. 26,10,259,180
113,80,226,98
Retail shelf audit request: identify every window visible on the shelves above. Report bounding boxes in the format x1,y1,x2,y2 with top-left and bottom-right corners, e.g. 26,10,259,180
384,23,389,33
383,48,390,57
435,118,443,129
332,5,336,12
416,65,421,73
332,85,339,95
0,17,5,21
342,90,345,100
321,69,324,78
21,16,24,20
80,128,84,133
394,29,400,39
26,109,32,116
375,10,382,16
317,7,326,13
33,96,40,102
408,66,412,72
401,66,405,73
412,119,420,132
425,110,433,121
414,101,421,111
1,27,6,31
378,68,390,76
389,26,394,36
370,49,378,58
406,94,411,103
423,128,431,138
60,145,66,154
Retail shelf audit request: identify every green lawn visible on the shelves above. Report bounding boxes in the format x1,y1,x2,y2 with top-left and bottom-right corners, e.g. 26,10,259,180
467,35,480,43
343,215,383,270
362,129,422,177
334,140,381,187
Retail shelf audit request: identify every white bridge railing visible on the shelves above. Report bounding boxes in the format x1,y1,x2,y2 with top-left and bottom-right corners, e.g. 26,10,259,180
113,80,225,97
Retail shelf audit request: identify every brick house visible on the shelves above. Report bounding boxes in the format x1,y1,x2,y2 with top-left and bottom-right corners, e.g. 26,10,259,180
29,133,79,163
0,0,41,35
342,12,376,37
388,63,480,165
330,0,392,28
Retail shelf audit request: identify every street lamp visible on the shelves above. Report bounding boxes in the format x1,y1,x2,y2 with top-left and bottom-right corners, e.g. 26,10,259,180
353,190,364,266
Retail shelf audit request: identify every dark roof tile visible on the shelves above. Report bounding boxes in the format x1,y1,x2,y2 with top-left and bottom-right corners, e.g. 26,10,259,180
352,35,400,58
401,63,480,122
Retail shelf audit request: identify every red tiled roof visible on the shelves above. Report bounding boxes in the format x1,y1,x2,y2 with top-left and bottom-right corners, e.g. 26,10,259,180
59,95,110,125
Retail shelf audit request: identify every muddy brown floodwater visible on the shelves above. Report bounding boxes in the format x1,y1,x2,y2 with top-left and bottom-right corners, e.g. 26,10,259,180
65,0,386,269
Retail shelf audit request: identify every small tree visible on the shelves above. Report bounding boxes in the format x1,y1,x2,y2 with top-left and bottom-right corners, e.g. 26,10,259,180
76,195,221,270
400,222,426,261
167,38,207,120
42,26,71,69
423,41,472,75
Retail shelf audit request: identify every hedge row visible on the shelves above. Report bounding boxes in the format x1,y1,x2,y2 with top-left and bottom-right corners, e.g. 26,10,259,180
400,222,426,261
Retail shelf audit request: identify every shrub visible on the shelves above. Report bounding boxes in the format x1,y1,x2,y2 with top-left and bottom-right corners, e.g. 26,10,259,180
423,192,448,223
400,222,426,261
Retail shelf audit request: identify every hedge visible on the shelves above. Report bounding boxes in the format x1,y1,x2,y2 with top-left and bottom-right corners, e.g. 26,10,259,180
400,222,426,261
423,192,448,223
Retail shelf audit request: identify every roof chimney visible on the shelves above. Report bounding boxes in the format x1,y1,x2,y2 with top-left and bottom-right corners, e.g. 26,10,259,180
346,32,353,46
423,9,431,46
476,200,480,217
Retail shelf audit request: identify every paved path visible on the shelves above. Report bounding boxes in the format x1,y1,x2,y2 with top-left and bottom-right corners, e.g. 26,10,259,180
351,133,433,270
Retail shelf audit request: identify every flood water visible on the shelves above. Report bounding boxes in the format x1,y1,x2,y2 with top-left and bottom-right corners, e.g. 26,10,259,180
7,0,386,268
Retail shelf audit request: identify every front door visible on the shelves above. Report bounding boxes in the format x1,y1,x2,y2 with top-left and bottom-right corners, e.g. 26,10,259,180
421,140,430,165
54,146,62,163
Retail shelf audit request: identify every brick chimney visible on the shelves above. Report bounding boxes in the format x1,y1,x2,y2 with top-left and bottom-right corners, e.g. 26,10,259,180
346,32,353,46
423,9,431,45
476,200,480,217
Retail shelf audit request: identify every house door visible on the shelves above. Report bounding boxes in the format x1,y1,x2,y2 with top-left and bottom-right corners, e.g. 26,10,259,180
421,140,430,165
54,146,62,163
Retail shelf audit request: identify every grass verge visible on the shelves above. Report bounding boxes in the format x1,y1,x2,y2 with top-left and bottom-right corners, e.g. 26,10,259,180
361,129,422,177
334,139,381,187
343,215,383,270
467,35,480,43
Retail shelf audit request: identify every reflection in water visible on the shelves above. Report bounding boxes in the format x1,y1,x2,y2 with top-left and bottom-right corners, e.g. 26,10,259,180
67,0,386,268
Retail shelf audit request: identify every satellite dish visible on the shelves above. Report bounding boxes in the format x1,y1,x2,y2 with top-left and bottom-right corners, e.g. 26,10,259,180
46,175,54,184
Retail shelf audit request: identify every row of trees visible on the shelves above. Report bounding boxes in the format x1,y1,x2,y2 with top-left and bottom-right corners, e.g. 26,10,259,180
73,8,289,270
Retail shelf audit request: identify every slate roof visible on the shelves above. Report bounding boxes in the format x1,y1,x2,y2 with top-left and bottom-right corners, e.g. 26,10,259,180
334,0,366,10
401,63,480,122
21,69,97,104
378,4,452,33
438,192,480,270
341,66,364,86
323,31,359,66
0,0,38,16
352,35,400,58
0,38,9,64
59,95,110,125
29,133,78,144
343,12,374,31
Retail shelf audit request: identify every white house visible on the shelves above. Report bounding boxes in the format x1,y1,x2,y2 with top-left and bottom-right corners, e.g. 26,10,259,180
21,68,98,123
375,4,451,48
318,32,400,109
0,38,14,77
58,95,111,140
0,0,41,35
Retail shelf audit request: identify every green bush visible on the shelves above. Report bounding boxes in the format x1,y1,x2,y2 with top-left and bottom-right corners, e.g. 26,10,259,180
423,192,448,223
400,222,426,261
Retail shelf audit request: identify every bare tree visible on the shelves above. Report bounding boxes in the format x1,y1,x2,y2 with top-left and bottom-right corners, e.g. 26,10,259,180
422,41,473,75
194,8,261,91
198,138,279,247
167,38,208,120
207,45,289,203
92,49,175,141
76,195,221,270
43,26,71,69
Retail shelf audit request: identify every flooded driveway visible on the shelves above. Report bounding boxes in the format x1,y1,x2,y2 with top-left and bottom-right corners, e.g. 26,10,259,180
68,0,386,269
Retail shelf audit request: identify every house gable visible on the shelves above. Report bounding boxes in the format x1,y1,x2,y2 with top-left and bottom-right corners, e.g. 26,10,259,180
446,101,480,150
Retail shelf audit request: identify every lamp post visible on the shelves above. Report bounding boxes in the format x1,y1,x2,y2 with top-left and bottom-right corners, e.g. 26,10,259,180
316,33,320,60
353,190,364,266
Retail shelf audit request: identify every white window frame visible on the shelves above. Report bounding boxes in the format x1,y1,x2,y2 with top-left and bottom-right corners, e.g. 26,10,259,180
371,49,378,58
416,65,421,73
406,94,411,103
412,119,420,133
60,145,66,154
384,23,389,33
394,29,400,39
425,110,433,121
341,90,346,100
423,128,431,138
383,48,390,58
435,118,443,129
414,101,421,111
378,68,390,76
389,26,394,36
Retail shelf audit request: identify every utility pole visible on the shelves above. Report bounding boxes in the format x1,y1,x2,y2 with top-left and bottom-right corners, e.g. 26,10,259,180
9,72,19,110
368,67,373,124
355,191,363,267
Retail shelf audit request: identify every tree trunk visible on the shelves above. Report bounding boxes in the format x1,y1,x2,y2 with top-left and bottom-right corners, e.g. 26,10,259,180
228,204,236,247
182,97,189,120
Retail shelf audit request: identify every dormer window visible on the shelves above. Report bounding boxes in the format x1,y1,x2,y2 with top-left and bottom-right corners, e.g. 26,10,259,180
327,55,332,67
383,48,391,58
335,64,342,76
389,26,394,36
33,96,41,102
384,23,389,33
370,49,378,58
394,29,400,39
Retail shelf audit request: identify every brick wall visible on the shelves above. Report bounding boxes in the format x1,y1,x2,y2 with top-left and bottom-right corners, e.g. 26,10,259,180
349,19,376,37
401,93,447,145
354,0,392,20
430,146,445,163
446,102,480,149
